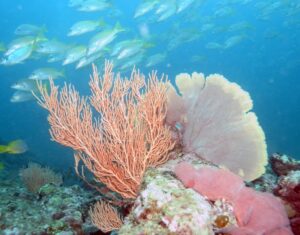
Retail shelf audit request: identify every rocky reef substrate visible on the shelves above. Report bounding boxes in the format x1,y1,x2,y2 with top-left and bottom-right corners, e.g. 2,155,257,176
1,152,300,235
0,170,101,235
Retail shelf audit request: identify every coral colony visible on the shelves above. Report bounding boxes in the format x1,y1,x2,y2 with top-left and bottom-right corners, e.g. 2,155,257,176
35,61,293,234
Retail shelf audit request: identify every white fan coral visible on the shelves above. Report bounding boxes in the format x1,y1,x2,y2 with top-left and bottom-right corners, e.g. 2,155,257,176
167,72,267,181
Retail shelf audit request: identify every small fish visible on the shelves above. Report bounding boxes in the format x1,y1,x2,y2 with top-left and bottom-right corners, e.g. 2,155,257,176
5,36,44,56
134,0,158,18
146,53,166,67
68,0,84,7
36,39,68,55
87,22,124,56
157,8,177,22
224,35,246,49
117,46,141,60
14,24,46,36
116,40,148,60
11,79,40,92
191,55,206,63
200,23,215,33
119,54,144,71
76,51,103,69
63,45,86,65
155,0,177,22
228,21,253,32
111,40,133,57
47,53,66,63
205,42,223,49
214,7,234,18
0,140,28,154
176,0,195,13
0,44,34,65
28,68,65,80
167,29,200,50
68,19,105,37
77,0,111,12
10,91,34,103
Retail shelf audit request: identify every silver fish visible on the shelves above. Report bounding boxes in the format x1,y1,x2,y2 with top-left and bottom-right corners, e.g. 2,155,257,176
11,79,40,92
1,44,34,65
14,24,46,36
68,19,105,37
10,91,34,103
28,68,65,80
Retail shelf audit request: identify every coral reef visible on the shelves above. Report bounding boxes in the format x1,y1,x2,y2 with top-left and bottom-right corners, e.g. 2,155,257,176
0,170,99,234
270,153,300,235
275,170,300,234
166,72,267,181
34,62,296,235
271,153,300,176
3,153,299,235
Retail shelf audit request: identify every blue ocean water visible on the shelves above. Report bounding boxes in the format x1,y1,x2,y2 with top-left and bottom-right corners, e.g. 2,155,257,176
0,0,299,173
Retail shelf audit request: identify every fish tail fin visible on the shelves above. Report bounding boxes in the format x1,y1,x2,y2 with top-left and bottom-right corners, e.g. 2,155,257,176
60,69,66,78
143,42,155,49
103,47,111,53
114,22,125,32
33,34,46,48
98,19,105,27
0,43,6,52
0,145,8,154
6,140,28,154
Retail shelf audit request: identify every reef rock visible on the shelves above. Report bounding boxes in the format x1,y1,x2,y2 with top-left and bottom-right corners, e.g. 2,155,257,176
271,153,300,176
119,160,214,234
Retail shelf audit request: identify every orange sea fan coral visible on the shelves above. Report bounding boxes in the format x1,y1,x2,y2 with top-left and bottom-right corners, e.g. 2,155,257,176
89,201,123,232
36,61,175,199
167,72,267,181
19,162,63,193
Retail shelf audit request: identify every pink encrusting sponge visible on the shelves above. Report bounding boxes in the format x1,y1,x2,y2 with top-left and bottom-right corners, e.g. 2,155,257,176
175,162,293,235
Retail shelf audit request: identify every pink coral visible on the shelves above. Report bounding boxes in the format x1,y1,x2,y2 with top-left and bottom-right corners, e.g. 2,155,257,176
175,162,293,235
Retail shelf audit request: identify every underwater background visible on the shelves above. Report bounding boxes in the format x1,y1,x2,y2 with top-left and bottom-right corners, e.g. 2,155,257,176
0,0,299,174
0,0,300,234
